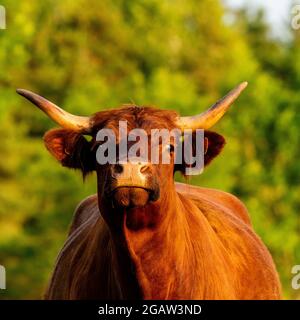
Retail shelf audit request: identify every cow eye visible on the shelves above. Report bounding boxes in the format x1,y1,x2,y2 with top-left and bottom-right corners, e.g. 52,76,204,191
165,144,175,153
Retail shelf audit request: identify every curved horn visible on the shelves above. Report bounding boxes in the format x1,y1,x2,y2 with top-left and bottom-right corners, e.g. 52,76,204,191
176,81,248,130
16,89,92,133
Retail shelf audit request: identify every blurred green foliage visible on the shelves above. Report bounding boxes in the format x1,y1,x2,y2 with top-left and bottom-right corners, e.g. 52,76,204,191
0,0,299,299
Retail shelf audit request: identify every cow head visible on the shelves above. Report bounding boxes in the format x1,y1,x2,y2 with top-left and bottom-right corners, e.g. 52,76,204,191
17,82,247,229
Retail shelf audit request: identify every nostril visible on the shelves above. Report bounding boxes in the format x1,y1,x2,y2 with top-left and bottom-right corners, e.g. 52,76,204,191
140,164,151,174
114,164,124,174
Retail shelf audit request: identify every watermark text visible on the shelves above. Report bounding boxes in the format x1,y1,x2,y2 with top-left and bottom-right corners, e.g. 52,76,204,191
292,265,300,290
95,121,205,175
291,5,300,30
0,265,5,289
0,5,6,29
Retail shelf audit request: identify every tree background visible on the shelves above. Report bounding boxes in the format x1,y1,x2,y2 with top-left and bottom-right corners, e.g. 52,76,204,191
0,0,299,299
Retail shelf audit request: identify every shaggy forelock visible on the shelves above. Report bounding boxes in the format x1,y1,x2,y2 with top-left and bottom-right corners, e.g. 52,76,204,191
90,105,179,135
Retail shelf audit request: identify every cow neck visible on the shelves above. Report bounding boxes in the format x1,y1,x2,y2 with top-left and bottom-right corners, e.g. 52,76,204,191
110,186,200,299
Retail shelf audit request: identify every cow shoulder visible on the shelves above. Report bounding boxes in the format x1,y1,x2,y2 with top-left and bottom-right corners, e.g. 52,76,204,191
46,200,107,299
175,182,251,225
68,194,99,236
176,183,281,299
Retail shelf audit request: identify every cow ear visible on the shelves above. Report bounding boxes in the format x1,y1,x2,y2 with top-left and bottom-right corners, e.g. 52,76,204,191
203,131,226,166
43,128,95,176
175,130,225,175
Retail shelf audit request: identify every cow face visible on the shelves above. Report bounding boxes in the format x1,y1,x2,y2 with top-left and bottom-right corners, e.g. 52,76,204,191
92,109,173,211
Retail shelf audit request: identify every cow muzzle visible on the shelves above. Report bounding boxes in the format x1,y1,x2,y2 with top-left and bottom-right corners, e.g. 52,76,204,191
109,160,159,208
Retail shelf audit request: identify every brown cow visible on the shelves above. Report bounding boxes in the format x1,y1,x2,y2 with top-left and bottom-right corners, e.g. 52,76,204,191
17,82,281,299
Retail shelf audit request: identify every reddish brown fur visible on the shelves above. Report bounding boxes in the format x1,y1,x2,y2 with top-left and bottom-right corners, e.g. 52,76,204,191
43,105,281,300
